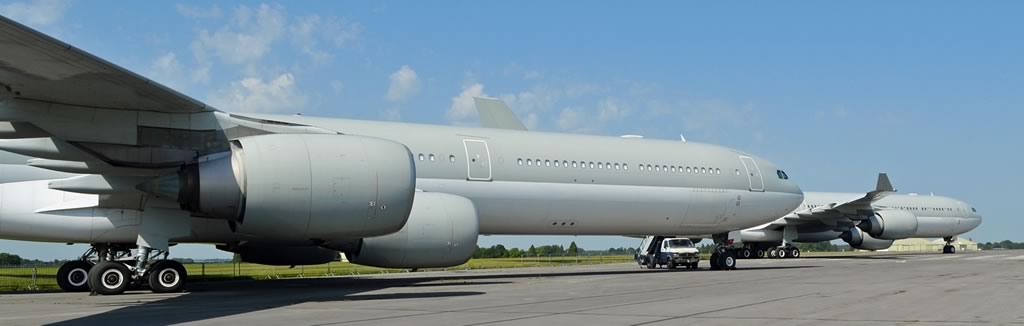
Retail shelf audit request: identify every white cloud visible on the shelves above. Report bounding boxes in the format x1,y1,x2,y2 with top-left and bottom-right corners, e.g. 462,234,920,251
556,107,583,131
176,4,222,20
0,0,70,27
447,83,486,123
386,65,420,102
289,15,362,65
148,52,186,90
597,97,629,122
191,4,287,66
209,73,306,113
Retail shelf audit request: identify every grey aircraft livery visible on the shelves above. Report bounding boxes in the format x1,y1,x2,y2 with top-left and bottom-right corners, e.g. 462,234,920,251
733,173,982,259
0,16,803,294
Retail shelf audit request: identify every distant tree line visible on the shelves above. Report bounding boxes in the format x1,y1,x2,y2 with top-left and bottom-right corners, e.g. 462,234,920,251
472,242,638,258
979,240,1024,250
0,253,56,266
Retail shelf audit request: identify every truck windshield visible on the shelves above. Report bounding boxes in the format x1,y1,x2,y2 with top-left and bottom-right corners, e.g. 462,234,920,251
666,239,694,248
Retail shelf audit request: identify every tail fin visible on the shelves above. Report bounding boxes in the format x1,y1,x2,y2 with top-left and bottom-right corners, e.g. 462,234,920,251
473,97,528,131
876,173,894,192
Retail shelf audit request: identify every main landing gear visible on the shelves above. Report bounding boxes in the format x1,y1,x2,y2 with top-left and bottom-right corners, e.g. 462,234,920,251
56,244,188,295
736,245,799,260
942,236,957,254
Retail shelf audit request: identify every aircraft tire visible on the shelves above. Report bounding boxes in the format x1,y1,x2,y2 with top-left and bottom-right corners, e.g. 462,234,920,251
740,248,752,259
147,260,187,293
89,261,131,295
57,260,93,292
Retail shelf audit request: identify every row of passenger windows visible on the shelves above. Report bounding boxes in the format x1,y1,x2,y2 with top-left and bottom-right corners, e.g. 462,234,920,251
639,164,722,175
515,158,728,176
516,158,630,170
806,203,961,212
417,153,457,163
892,206,958,212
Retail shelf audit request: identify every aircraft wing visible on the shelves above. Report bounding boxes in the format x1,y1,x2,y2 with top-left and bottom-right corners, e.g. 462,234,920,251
785,173,895,227
473,97,527,131
0,16,210,113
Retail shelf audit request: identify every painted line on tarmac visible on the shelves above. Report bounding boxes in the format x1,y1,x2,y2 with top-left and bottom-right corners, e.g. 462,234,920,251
917,255,960,261
1006,255,1024,260
963,255,1008,260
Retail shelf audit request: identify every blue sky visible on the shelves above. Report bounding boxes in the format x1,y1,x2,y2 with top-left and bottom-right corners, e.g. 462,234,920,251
0,1,1021,260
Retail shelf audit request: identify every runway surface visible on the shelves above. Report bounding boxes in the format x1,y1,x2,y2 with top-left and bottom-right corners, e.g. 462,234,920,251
2,250,1023,326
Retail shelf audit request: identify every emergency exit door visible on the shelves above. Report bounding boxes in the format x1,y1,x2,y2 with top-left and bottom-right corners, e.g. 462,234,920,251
463,139,492,181
739,156,765,192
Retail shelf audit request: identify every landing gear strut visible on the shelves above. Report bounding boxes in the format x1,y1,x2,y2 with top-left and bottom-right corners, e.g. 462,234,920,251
709,233,738,270
942,236,957,254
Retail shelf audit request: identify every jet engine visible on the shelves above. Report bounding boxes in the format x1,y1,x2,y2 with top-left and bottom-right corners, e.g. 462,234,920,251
144,134,416,242
326,192,479,269
840,228,894,250
219,243,340,266
857,210,918,240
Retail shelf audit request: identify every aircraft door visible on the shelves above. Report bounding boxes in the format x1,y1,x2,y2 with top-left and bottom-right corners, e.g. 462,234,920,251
463,139,492,181
739,156,765,192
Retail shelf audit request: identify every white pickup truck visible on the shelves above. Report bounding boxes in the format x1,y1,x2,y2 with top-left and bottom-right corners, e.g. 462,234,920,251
635,237,700,269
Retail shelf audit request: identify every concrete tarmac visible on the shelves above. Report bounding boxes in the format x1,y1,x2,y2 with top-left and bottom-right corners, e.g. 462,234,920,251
2,250,1023,326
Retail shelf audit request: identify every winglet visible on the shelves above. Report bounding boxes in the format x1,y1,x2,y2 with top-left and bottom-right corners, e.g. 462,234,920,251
473,97,528,131
875,173,894,192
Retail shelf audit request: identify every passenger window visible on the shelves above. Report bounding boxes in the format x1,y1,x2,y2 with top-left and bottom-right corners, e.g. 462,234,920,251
640,165,645,171
429,154,435,161
527,159,533,166
686,167,691,173
450,155,456,163
554,160,560,167
545,160,551,167
701,167,707,174
670,166,676,173
716,168,721,175
418,154,425,161
518,159,523,166
563,160,568,167
655,166,661,172
624,164,629,170
598,163,604,169
614,163,620,170
735,169,741,175
572,161,578,168
589,162,595,169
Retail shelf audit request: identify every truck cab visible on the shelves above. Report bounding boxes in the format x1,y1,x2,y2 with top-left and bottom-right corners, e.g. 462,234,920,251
635,237,700,269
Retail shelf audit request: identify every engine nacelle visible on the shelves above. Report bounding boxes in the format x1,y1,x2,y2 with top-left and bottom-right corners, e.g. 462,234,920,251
329,192,479,269
858,210,918,240
840,228,894,250
219,244,339,266
146,134,416,242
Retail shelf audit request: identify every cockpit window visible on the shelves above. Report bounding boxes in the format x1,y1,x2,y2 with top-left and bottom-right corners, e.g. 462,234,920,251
776,170,790,180
972,208,977,212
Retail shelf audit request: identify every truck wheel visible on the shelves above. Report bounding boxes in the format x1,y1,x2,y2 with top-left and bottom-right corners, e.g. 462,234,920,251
667,261,676,269
647,258,656,269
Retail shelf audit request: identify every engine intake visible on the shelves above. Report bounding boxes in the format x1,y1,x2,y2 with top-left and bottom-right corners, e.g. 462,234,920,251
857,210,918,240
145,134,416,242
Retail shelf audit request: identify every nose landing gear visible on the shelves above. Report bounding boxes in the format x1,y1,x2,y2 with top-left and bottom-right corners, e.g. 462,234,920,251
942,236,957,254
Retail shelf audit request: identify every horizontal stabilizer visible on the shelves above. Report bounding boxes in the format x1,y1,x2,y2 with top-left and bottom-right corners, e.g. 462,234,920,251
473,97,527,131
